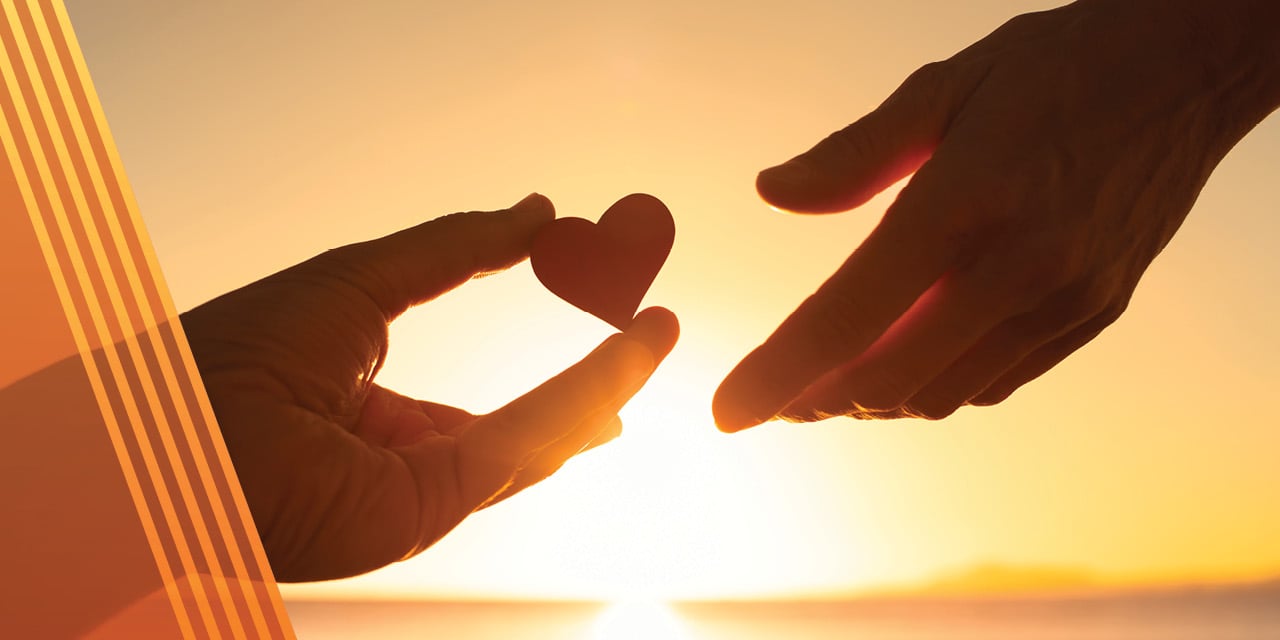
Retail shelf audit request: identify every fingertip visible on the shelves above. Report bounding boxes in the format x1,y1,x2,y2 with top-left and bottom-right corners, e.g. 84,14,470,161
711,383,764,434
756,161,815,213
713,407,762,434
625,307,680,361
508,192,556,225
757,161,859,215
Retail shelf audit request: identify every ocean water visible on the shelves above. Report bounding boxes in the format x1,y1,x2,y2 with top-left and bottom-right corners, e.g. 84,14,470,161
284,584,1280,640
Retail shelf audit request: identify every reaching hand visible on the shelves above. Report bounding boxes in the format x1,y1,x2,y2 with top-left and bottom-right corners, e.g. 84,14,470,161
714,0,1280,430
181,194,679,581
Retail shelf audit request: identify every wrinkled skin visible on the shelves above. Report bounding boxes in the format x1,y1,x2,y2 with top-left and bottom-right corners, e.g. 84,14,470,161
182,194,678,581
714,0,1280,430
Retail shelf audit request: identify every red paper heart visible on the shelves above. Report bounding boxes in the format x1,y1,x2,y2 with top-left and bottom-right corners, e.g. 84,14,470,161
531,193,675,330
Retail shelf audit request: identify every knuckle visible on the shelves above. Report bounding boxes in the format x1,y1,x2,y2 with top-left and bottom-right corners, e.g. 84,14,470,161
851,370,914,412
968,388,1011,407
1098,298,1130,327
1065,279,1114,318
320,246,407,313
905,396,961,421
901,61,949,94
882,58,975,126
826,403,871,421
430,211,486,259
986,8,1060,43
997,11,1041,33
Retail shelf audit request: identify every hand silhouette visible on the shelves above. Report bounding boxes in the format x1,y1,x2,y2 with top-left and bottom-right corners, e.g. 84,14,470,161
714,0,1279,430
181,194,679,581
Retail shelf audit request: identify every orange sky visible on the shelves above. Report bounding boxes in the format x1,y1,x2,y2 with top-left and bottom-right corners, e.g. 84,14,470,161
65,0,1280,600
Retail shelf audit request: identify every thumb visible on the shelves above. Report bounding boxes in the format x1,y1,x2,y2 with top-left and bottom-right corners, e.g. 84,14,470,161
309,193,554,320
757,63,967,214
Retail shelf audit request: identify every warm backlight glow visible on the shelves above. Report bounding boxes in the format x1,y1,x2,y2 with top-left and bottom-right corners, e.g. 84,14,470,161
588,600,690,640
70,0,1280,603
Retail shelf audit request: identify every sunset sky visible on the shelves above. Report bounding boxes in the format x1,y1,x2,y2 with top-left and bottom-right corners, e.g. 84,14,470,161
65,0,1280,600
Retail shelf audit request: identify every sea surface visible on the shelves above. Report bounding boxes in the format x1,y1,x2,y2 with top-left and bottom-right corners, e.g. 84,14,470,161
284,582,1280,640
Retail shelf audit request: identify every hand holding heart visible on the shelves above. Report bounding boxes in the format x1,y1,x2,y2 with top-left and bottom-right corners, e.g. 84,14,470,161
182,194,678,580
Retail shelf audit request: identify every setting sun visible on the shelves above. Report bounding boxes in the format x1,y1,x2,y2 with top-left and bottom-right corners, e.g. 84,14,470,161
589,600,690,640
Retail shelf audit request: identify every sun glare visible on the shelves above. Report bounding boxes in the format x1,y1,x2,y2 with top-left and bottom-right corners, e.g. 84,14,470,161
588,600,691,640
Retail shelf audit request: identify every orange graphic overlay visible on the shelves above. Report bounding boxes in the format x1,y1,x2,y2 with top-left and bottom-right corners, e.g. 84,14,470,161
0,1,293,637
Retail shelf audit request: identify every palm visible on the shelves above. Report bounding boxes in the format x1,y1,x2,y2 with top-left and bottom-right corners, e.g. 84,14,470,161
182,261,455,581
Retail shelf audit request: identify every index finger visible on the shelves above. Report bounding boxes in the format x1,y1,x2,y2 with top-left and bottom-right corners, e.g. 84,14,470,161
305,193,555,321
712,163,969,432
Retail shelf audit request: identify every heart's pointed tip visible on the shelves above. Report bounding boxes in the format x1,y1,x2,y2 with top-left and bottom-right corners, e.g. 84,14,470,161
602,306,641,333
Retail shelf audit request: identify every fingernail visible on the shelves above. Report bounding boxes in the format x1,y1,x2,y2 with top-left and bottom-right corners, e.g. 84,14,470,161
512,192,547,210
757,160,812,191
